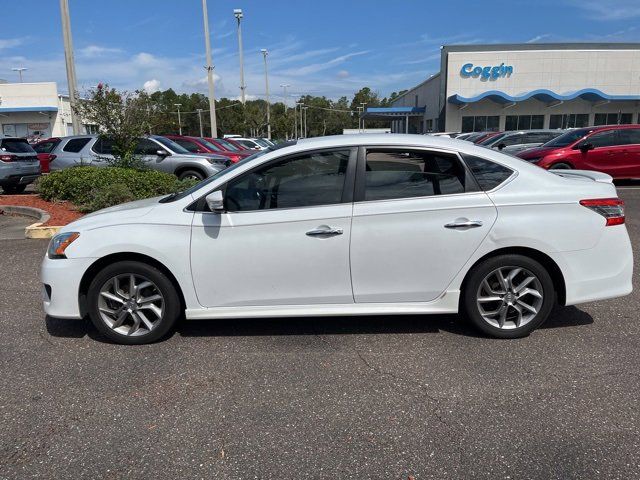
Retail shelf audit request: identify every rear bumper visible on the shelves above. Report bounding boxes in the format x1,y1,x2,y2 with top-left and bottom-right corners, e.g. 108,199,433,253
550,225,633,306
41,255,95,319
0,173,40,186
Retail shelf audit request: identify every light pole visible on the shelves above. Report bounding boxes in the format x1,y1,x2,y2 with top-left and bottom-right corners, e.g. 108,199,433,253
196,108,204,137
59,0,82,135
360,102,367,132
201,0,218,137
11,67,27,83
280,83,290,139
174,103,182,135
233,9,246,105
299,102,304,138
261,49,271,140
295,102,303,139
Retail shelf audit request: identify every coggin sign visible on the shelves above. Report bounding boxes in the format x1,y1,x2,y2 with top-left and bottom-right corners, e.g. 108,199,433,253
460,63,514,80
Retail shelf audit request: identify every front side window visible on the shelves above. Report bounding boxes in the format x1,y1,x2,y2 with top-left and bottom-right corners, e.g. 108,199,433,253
93,137,114,155
464,155,513,191
34,140,58,153
587,130,618,148
135,138,160,155
363,149,466,201
225,149,350,211
173,139,200,153
63,137,91,153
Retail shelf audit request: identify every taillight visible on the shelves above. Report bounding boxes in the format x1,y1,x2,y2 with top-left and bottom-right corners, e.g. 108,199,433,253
580,198,625,226
0,154,17,162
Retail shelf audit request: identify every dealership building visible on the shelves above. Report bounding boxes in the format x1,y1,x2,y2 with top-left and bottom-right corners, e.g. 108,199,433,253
365,43,640,133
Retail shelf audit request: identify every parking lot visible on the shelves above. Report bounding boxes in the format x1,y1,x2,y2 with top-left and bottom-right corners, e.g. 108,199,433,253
0,187,638,480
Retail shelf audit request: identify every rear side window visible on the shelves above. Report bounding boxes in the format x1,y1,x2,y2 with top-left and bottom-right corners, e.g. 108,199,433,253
63,138,91,153
464,155,513,191
618,129,640,145
0,139,35,153
363,149,466,201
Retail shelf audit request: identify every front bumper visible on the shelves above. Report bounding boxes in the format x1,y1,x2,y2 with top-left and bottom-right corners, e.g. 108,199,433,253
41,254,95,319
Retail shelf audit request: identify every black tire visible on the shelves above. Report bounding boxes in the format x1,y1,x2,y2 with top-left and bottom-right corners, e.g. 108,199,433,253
87,260,181,345
461,254,555,339
178,169,205,181
549,162,572,170
2,184,27,194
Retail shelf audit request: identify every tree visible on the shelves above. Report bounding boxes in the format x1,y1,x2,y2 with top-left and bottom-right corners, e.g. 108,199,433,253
74,83,154,168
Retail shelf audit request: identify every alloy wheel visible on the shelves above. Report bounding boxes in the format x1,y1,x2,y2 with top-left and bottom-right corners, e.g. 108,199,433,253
97,273,165,336
476,266,544,330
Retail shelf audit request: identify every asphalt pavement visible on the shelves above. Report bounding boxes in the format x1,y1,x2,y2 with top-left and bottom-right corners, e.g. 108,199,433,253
1,188,639,479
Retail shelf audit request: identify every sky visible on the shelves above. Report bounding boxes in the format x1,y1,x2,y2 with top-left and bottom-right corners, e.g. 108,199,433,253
1,0,640,102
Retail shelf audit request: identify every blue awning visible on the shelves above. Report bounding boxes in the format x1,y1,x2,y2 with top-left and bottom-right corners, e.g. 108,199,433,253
0,106,58,113
448,88,640,105
362,107,425,118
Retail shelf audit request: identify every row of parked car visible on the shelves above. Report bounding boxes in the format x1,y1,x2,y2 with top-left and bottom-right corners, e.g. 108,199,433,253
0,133,275,194
433,124,640,178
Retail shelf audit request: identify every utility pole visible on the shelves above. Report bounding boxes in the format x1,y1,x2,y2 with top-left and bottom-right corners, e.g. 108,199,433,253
11,67,27,83
202,0,218,137
234,9,246,104
59,0,82,135
360,102,367,132
261,49,271,140
197,109,204,137
280,83,290,139
299,103,304,138
295,102,302,139
303,106,308,138
174,103,182,135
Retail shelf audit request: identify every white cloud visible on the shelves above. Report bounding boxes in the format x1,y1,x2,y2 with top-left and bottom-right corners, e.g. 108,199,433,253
283,50,370,76
337,70,349,78
78,45,122,58
569,0,640,20
0,38,25,50
526,34,552,43
143,79,161,93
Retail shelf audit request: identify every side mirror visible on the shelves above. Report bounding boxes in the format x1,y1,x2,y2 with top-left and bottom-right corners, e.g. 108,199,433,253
497,143,506,150
205,190,224,212
578,142,594,152
157,149,170,157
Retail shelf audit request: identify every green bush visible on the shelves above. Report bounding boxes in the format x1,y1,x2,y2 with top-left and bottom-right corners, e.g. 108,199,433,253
37,166,198,212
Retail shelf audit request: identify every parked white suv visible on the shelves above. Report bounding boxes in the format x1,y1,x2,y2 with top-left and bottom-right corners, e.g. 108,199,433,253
47,135,230,180
42,134,633,344
0,137,41,194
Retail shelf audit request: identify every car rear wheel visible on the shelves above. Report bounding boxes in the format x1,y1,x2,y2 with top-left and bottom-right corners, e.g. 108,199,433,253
462,254,555,338
549,162,572,170
178,169,205,181
2,184,27,194
87,261,181,344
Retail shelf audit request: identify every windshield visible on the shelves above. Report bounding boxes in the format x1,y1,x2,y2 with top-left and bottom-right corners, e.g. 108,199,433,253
216,138,240,151
1,139,36,153
543,128,594,148
253,138,271,147
153,136,192,154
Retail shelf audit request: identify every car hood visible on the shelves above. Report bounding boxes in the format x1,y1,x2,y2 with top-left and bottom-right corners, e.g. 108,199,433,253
60,195,164,232
516,146,560,159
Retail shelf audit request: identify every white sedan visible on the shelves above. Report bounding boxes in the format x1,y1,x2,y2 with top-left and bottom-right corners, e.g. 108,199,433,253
41,134,633,344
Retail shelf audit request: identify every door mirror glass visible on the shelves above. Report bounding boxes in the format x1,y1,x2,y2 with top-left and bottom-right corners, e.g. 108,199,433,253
205,190,225,212
157,149,170,157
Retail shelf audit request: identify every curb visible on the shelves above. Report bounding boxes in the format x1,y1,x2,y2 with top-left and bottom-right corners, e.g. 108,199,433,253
0,205,61,239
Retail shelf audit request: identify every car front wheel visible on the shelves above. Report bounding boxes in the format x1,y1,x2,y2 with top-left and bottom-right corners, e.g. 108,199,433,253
178,169,205,181
462,254,555,338
87,261,181,344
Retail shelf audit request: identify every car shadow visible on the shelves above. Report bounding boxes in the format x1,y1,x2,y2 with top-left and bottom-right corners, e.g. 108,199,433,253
45,305,593,343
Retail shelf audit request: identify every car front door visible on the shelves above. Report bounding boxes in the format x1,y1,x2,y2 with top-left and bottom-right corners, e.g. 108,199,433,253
350,147,497,303
136,138,175,174
575,129,623,176
190,148,356,308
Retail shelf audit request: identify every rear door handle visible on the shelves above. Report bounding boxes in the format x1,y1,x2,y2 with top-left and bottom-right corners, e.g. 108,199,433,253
306,226,344,237
444,220,483,229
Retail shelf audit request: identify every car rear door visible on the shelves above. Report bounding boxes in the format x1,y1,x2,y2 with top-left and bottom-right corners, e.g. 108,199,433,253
190,147,357,307
615,128,640,177
349,146,497,303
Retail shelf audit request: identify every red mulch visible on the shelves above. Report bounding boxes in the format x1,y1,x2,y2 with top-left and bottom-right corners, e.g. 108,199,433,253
0,194,83,226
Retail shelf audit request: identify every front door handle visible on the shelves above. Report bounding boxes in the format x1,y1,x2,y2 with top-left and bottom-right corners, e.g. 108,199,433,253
444,220,483,229
306,226,344,237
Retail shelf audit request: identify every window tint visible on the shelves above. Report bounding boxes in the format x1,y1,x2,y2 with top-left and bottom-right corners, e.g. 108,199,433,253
464,155,513,191
93,137,115,155
0,139,36,153
135,138,160,155
173,139,200,152
62,137,91,153
363,149,465,201
587,130,618,148
34,140,58,153
500,134,526,147
225,149,350,211
617,129,640,145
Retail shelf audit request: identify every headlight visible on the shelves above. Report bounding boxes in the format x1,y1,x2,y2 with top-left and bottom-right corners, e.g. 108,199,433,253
48,232,80,259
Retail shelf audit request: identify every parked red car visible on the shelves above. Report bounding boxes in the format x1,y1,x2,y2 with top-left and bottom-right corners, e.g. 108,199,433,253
203,137,254,157
32,137,62,173
164,135,249,163
517,124,640,178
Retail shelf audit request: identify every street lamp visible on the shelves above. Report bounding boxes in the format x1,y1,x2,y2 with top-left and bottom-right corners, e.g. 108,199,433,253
295,101,303,139
174,103,182,135
201,0,218,137
360,102,367,132
261,49,271,140
233,8,246,105
11,67,27,83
